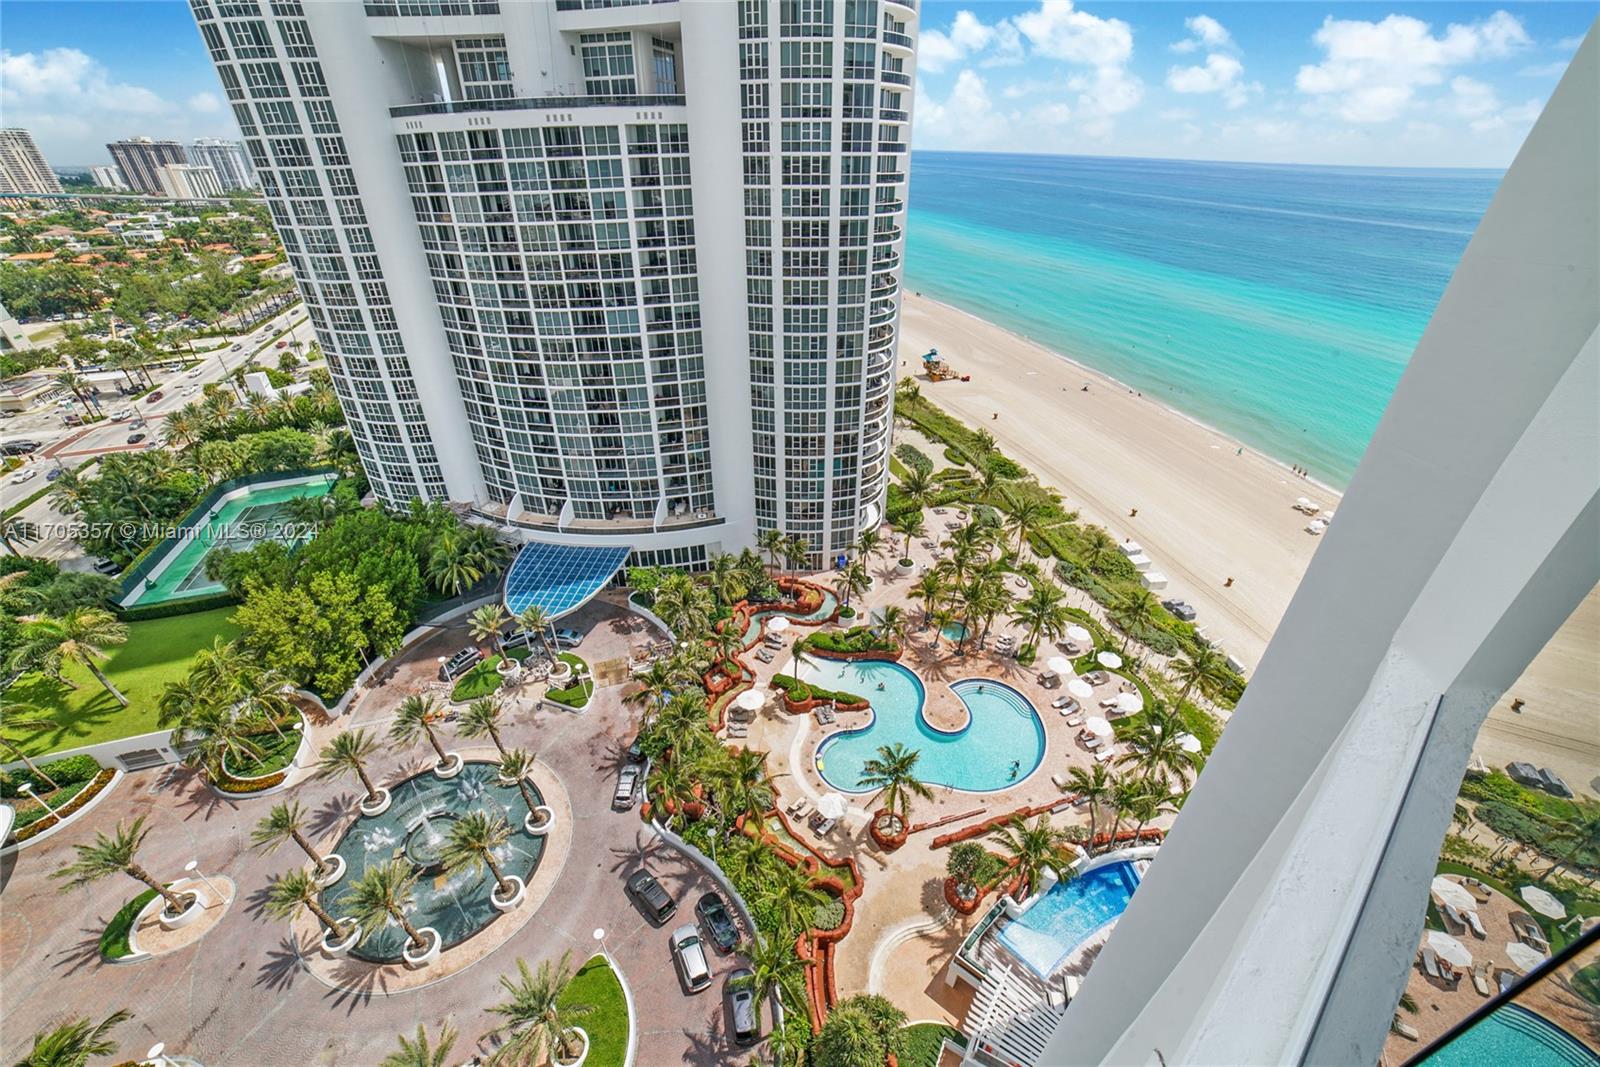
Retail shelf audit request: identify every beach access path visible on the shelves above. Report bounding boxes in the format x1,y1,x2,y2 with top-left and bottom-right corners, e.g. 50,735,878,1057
897,293,1600,796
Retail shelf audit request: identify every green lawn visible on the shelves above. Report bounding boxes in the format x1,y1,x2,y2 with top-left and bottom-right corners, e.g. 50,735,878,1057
450,654,505,702
100,888,157,960
2,607,242,757
220,727,302,781
901,1023,964,1067
547,652,593,709
560,954,629,1067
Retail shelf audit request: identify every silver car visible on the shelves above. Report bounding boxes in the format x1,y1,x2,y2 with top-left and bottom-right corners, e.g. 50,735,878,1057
670,923,712,993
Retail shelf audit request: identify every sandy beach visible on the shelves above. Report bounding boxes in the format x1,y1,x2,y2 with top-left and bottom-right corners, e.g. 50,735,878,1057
897,293,1600,795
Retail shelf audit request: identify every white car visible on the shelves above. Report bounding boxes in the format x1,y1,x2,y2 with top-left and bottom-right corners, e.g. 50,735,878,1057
187,369,202,379
669,924,712,993
10,468,38,484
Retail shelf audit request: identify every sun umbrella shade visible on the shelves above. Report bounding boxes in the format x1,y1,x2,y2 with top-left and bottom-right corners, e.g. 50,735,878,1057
1115,692,1143,713
1047,656,1074,675
816,793,849,821
1519,885,1567,919
1065,625,1093,645
1504,941,1547,972
1176,733,1202,753
1067,679,1095,699
1426,930,1473,968
768,616,790,633
1097,651,1124,669
1430,877,1477,913
736,688,767,711
1085,716,1114,737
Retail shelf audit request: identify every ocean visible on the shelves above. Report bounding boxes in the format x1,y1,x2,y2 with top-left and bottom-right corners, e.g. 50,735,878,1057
903,152,1502,487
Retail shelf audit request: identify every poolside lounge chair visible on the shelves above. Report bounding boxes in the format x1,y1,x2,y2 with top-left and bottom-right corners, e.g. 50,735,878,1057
1094,748,1118,764
1392,1017,1420,1041
727,725,749,739
1420,946,1443,980
1441,903,1466,932
1463,877,1493,902
1051,695,1078,711
1082,735,1103,751
1051,773,1071,791
1064,714,1085,728
1472,961,1493,996
755,649,775,663
1464,910,1486,939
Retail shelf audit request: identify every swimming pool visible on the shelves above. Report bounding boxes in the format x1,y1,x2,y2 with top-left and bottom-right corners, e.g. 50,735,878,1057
808,658,1046,793
997,860,1142,978
941,621,970,643
1419,1003,1598,1067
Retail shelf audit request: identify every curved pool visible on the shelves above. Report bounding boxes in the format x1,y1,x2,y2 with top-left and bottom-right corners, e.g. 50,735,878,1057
809,658,1046,793
1420,1003,1599,1067
998,859,1142,978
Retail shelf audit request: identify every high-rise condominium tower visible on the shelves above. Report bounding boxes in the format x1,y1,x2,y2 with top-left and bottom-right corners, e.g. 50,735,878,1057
187,137,255,191
0,128,63,195
107,137,189,195
188,0,916,567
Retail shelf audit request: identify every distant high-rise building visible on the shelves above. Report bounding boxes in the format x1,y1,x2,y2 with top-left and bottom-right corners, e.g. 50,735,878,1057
0,129,63,195
156,163,225,201
89,164,129,190
186,138,254,191
190,0,918,566
106,137,187,194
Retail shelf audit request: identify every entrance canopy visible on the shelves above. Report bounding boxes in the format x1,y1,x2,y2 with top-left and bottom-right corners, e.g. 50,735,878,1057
502,541,631,621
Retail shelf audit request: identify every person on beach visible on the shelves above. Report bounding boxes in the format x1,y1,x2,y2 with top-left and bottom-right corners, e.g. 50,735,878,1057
1224,577,1234,588
1129,507,1138,517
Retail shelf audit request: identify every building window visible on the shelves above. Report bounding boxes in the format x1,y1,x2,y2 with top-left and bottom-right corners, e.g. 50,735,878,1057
454,36,514,100
651,37,678,94
580,32,636,96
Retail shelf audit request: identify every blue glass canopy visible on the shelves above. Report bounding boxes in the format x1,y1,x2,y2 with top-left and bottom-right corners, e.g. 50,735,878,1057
502,541,631,620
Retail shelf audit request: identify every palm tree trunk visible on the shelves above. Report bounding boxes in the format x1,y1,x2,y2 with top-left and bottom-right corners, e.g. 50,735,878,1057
518,778,539,818
423,724,449,764
488,724,506,758
0,737,59,790
355,763,379,801
307,897,350,939
85,660,129,706
1177,678,1197,708
291,828,326,871
484,851,513,896
391,906,427,950
129,862,191,914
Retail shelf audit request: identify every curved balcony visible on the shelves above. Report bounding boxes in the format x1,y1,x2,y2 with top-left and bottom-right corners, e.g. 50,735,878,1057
883,31,914,52
879,109,909,124
391,93,686,119
873,251,901,271
880,70,912,87
874,226,903,244
885,0,917,12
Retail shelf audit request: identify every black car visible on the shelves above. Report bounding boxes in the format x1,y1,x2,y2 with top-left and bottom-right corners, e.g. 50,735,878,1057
696,891,739,953
0,439,40,456
625,869,677,925
126,431,147,444
438,645,482,682
1161,598,1198,622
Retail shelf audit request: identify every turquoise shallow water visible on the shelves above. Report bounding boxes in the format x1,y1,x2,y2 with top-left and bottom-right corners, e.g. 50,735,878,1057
998,860,1142,978
1418,1003,1599,1067
905,153,1501,487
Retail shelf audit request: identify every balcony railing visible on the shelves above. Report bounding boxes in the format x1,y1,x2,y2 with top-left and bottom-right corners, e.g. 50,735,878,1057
391,93,686,118
365,2,498,15
556,0,678,9
879,109,909,123
880,70,911,87
883,31,914,49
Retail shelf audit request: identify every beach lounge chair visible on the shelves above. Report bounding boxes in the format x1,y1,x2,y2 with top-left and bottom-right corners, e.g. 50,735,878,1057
1441,903,1466,932
1052,695,1078,711
1463,877,1493,902
755,649,775,663
1065,714,1084,728
1420,947,1443,980
790,799,812,821
1051,773,1071,791
1464,910,1486,938
1392,1017,1420,1041
1472,961,1493,997
1093,748,1118,764
1083,735,1103,751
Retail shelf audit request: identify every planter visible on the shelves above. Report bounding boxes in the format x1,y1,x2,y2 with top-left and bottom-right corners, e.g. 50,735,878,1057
320,920,359,958
491,875,527,912
157,893,204,931
524,805,556,836
944,877,983,915
313,854,347,887
402,926,441,970
869,808,908,852
549,662,573,686
553,1027,589,1067
359,787,393,816
897,558,915,572
433,752,464,779
495,658,523,686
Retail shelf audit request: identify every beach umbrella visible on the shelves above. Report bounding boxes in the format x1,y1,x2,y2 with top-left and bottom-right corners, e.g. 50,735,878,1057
1296,496,1312,508
1519,885,1567,920
1176,733,1202,753
816,793,849,821
1097,651,1123,670
1504,941,1547,973
1067,679,1095,700
1046,656,1074,676
768,616,789,634
736,688,767,712
1426,931,1472,969
1114,692,1143,713
1430,877,1477,914
1065,625,1092,645
1085,716,1114,738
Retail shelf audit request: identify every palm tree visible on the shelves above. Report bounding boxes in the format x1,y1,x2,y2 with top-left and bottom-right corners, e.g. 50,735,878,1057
648,757,699,828
963,568,1013,648
1539,811,1600,880
0,705,61,790
988,813,1074,899
1080,526,1119,574
390,694,453,766
53,370,101,415
316,728,385,805
487,951,593,1066
756,527,786,572
15,608,130,705
857,742,934,838
514,604,552,660
854,528,883,564
708,622,746,673
706,551,746,606
997,486,1060,558
344,859,428,953
1170,646,1229,708
1107,775,1149,844
832,559,870,609
14,1009,131,1067
781,534,811,575
440,809,517,899
379,1022,458,1067
167,702,264,779
498,748,545,824
1113,589,1160,653
890,512,926,559
460,697,509,757
909,570,944,629
467,603,509,651
624,659,675,724
52,816,192,915
425,529,483,597
1122,783,1178,840
251,800,333,876
873,604,907,649
1116,704,1201,789
734,933,808,1012
1011,580,1070,654
713,746,778,826
763,860,829,942
1063,764,1115,849
898,465,935,508
264,867,353,942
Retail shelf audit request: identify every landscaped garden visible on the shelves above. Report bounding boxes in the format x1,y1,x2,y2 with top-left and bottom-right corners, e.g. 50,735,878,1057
558,954,629,1067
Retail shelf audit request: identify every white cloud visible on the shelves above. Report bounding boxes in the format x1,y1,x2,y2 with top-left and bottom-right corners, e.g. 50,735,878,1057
1172,14,1234,54
1449,75,1543,132
1014,1,1142,126
187,91,222,114
1295,10,1531,123
1518,60,1572,78
1,48,168,114
914,68,1080,150
920,9,1002,73
1166,52,1260,108
1555,35,1587,51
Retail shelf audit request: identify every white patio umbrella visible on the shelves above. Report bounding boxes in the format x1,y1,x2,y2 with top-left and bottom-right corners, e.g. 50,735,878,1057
735,688,767,712
1084,716,1114,738
1067,679,1095,700
1504,941,1547,973
1065,625,1093,645
816,793,849,821
768,616,790,633
1519,885,1567,920
1426,930,1473,969
1046,656,1074,676
1295,496,1313,508
1114,691,1143,713
1176,733,1202,753
1430,877,1477,914
1097,650,1123,669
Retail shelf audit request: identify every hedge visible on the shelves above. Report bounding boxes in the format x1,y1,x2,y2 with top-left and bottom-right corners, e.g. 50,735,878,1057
894,443,934,476
1,753,102,797
118,590,239,622
771,673,866,707
802,627,896,655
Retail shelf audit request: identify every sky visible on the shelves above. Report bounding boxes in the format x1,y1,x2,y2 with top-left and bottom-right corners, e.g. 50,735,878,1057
0,0,1593,169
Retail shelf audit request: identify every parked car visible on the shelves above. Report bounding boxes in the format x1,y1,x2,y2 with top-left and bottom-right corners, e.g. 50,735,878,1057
625,735,645,763
1161,598,1198,621
1506,761,1544,788
231,343,243,351
10,468,38,484
46,468,64,481
0,439,41,456
625,869,677,925
726,969,759,1044
276,340,289,348
696,891,739,954
92,558,121,575
145,390,164,403
669,923,712,993
613,763,643,810
498,627,533,651
438,645,483,682
126,432,147,444
551,626,584,648
1538,768,1573,798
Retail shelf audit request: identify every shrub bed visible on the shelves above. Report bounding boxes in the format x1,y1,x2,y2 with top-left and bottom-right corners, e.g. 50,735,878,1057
1,753,102,797
547,653,594,709
449,654,502,702
9,768,117,843
894,443,934,476
801,627,898,656
100,888,158,960
771,673,867,708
